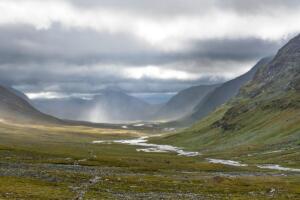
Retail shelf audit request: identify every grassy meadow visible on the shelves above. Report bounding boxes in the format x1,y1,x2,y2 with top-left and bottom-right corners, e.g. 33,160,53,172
0,119,299,199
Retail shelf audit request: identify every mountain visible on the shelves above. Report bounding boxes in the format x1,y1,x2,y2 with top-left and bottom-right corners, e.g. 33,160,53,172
33,97,87,121
153,84,219,121
33,90,160,123
6,87,31,102
158,34,300,157
187,57,272,122
0,83,31,103
213,34,300,132
84,90,160,122
0,85,62,124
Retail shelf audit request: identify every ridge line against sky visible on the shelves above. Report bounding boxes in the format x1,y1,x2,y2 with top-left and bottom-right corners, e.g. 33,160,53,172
0,0,300,102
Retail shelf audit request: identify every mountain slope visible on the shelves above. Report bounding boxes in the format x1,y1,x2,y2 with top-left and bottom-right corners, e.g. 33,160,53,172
33,90,160,123
33,98,87,121
188,57,272,122
0,85,62,124
153,84,219,121
5,86,31,103
214,35,300,133
84,90,160,122
157,34,300,164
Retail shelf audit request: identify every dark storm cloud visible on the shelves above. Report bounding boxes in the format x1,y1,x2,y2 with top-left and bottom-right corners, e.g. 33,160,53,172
0,24,155,65
70,0,300,17
0,22,288,95
0,24,284,66
69,0,213,17
0,0,299,97
219,0,300,14
186,38,283,61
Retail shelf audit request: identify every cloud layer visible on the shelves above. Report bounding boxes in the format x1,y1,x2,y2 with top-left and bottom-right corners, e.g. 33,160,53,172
0,0,299,102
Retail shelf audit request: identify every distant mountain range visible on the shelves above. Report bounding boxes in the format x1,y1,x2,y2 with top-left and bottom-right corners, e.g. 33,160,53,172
0,85,143,128
0,85,62,124
2,34,298,126
33,90,161,123
152,84,219,121
0,59,273,124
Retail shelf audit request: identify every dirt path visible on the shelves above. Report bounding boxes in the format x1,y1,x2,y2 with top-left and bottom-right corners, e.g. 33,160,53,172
72,175,101,200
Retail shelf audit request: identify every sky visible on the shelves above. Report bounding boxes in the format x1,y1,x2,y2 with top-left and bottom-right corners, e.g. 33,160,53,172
0,0,300,103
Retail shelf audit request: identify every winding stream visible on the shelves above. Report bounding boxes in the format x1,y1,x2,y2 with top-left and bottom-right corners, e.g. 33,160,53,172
92,136,300,173
207,158,248,167
93,136,199,157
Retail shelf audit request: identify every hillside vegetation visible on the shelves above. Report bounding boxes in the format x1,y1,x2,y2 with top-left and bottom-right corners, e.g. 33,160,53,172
155,34,300,167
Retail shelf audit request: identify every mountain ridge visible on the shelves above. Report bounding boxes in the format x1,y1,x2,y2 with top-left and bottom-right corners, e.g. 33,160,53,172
33,90,160,123
187,57,273,123
0,85,63,124
153,84,219,121
157,33,300,155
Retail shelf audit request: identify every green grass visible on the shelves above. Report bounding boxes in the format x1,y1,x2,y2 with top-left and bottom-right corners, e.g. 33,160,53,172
0,120,299,199
0,177,73,200
153,93,300,166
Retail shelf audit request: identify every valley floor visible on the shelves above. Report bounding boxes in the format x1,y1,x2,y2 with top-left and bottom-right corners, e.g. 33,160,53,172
0,121,299,199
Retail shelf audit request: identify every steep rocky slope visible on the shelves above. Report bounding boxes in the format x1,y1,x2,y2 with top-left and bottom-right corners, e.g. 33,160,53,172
189,57,272,122
153,84,219,121
158,34,300,157
0,85,62,124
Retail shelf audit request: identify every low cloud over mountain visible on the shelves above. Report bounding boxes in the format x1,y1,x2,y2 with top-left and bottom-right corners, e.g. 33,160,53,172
0,0,300,101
